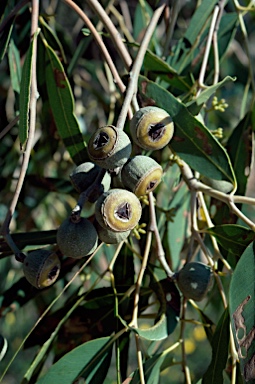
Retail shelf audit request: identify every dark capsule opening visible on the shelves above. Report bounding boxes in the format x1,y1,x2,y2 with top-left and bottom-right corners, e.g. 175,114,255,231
114,202,131,222
146,180,157,192
48,265,59,280
93,131,109,149
148,123,165,142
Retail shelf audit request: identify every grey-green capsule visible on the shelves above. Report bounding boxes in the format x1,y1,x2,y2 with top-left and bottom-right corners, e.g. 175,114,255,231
70,162,111,202
87,125,132,169
95,189,142,232
130,106,174,150
176,262,213,301
23,249,61,289
121,155,163,196
57,217,98,258
95,221,131,244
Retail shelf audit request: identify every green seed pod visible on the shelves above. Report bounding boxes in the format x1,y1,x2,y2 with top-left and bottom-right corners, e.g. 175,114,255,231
130,106,174,150
95,188,142,232
23,249,61,289
95,220,131,244
70,162,111,202
121,155,163,196
176,262,213,301
87,125,132,169
57,217,98,258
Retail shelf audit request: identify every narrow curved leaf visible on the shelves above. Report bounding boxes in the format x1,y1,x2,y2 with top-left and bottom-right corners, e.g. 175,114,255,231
131,351,167,384
19,34,36,147
202,308,230,384
229,242,255,382
37,337,112,384
203,225,255,256
138,76,236,184
8,39,21,93
43,38,88,165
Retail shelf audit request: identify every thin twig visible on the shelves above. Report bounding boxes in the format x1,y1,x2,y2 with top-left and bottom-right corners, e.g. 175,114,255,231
116,2,167,130
87,0,132,69
197,5,220,94
62,0,126,94
0,115,19,140
148,192,174,278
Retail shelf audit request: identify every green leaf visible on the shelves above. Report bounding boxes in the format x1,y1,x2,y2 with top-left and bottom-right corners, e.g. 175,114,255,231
186,76,235,116
37,337,112,384
43,38,88,165
226,112,253,195
133,1,153,41
167,183,190,270
203,225,255,256
202,308,230,384
19,34,36,147
183,0,219,46
131,351,167,384
229,242,255,382
39,16,66,63
8,39,21,93
138,76,236,184
0,18,14,61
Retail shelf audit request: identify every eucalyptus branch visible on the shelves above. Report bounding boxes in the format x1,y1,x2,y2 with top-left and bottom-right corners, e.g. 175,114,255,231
62,0,126,94
1,1,39,261
116,2,167,130
179,160,255,231
86,0,132,69
148,192,174,278
197,5,220,93
0,115,19,140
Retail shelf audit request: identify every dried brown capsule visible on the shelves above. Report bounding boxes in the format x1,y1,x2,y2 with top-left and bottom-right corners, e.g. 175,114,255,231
95,189,142,232
57,217,98,258
121,155,163,196
87,125,132,169
130,106,174,150
23,249,61,289
176,262,213,301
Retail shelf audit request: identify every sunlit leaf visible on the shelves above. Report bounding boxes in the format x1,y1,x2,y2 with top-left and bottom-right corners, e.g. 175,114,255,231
8,39,21,93
138,76,236,184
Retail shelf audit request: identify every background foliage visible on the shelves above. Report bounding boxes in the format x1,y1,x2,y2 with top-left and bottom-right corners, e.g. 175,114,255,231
1,0,255,383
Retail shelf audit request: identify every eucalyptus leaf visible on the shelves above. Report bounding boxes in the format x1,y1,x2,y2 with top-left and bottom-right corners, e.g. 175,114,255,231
229,242,255,383
202,308,230,384
43,39,88,165
203,225,255,256
37,337,112,384
19,33,36,147
138,76,236,184
8,39,21,93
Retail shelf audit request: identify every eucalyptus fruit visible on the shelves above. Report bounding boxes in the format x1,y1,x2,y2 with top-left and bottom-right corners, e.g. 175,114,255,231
23,249,61,289
176,262,213,301
57,217,98,258
88,125,132,169
121,155,163,196
95,188,142,232
70,161,111,202
130,106,174,150
95,221,131,244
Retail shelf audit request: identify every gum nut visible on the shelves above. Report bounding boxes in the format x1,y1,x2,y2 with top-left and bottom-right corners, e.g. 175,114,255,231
121,155,163,196
176,262,213,301
87,125,132,169
23,249,61,289
95,220,131,244
130,106,174,150
95,188,142,232
57,217,98,259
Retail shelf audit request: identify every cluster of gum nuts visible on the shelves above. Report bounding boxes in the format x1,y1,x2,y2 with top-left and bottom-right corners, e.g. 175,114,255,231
23,106,213,302
23,106,174,289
